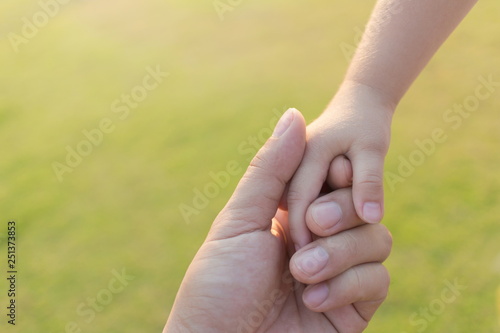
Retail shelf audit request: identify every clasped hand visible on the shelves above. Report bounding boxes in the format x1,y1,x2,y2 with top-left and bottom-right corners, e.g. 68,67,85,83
165,109,392,333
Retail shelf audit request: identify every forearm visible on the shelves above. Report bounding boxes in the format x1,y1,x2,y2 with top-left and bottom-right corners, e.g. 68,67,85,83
344,0,478,106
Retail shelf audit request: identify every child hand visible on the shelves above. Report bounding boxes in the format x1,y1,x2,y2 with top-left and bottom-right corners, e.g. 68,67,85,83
288,81,395,249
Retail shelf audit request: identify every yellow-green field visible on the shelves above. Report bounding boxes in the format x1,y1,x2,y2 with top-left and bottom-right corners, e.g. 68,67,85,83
1,0,499,332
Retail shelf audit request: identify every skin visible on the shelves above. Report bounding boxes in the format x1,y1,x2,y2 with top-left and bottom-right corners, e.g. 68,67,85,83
165,109,392,333
287,0,479,250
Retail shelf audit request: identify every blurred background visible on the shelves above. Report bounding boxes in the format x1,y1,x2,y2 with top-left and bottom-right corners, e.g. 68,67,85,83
0,0,499,332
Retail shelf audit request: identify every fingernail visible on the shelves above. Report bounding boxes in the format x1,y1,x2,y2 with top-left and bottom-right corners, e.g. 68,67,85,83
311,202,342,230
294,246,329,276
362,202,382,223
303,283,329,308
272,108,296,138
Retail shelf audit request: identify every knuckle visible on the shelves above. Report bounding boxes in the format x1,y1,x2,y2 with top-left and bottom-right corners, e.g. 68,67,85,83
248,153,269,172
382,227,393,255
246,157,286,202
373,224,393,256
351,267,363,296
379,265,391,295
224,206,258,225
365,265,390,302
339,232,360,259
356,172,384,189
308,127,348,157
286,187,303,205
355,138,389,155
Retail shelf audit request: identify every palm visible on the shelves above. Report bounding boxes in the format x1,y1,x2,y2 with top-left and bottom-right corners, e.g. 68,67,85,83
183,212,345,333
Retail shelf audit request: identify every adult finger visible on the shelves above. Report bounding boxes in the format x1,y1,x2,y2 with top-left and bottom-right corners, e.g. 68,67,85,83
305,188,362,237
302,262,390,316
209,108,306,240
290,223,392,285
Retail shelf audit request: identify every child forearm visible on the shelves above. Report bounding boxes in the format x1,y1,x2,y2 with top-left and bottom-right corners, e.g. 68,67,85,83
344,0,478,107
287,0,478,246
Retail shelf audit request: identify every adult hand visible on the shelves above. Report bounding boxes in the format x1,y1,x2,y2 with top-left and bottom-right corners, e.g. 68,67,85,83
164,109,392,333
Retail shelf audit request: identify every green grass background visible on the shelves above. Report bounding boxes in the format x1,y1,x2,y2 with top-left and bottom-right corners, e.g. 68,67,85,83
0,0,499,332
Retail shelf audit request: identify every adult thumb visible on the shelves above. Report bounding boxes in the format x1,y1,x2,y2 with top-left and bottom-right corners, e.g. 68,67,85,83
212,108,306,238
